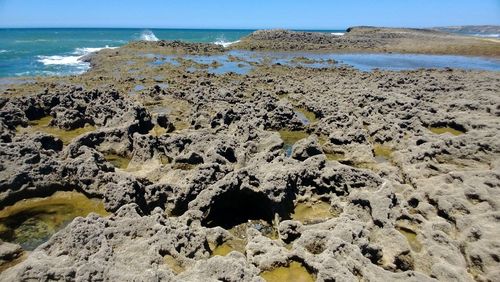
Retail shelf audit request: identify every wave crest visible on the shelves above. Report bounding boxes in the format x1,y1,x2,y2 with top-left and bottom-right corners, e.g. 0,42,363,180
37,46,117,67
213,39,240,48
140,30,159,41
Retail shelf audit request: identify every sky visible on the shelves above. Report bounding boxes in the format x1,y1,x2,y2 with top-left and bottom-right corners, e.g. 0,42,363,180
0,0,498,29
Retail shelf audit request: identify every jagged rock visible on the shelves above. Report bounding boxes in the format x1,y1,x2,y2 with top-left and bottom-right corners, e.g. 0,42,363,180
291,135,323,161
0,38,499,281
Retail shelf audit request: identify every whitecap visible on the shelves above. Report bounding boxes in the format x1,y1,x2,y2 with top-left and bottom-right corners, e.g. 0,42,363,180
73,45,117,55
214,40,241,48
37,45,117,70
331,32,345,36
140,30,159,41
37,55,83,65
0,49,8,53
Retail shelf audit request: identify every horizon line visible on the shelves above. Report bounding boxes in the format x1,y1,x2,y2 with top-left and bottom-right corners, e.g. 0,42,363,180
0,24,497,30
0,26,347,30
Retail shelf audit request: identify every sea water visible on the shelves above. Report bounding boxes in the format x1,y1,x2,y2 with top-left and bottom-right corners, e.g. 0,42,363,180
0,28,499,78
0,28,256,77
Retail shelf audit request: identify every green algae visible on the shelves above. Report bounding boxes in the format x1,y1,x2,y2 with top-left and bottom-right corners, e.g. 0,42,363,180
260,261,315,282
291,200,335,225
325,152,346,161
429,127,465,136
0,191,109,251
373,144,393,163
278,130,309,156
27,116,52,127
18,116,96,145
396,227,422,252
104,153,131,169
210,238,247,257
278,130,309,144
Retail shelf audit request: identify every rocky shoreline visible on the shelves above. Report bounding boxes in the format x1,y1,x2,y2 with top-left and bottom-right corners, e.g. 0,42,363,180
232,27,500,57
0,29,499,281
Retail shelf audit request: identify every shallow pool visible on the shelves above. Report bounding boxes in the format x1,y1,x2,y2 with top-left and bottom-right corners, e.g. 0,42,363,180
148,50,500,74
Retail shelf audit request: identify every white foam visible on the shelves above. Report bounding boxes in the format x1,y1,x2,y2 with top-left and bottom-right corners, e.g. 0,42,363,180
37,45,117,67
474,33,500,38
38,55,83,65
331,32,345,36
140,30,159,41
0,49,7,53
214,40,240,48
73,45,117,55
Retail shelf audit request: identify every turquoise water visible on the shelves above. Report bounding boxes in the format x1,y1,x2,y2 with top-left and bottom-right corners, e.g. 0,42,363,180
0,28,256,77
1,28,499,78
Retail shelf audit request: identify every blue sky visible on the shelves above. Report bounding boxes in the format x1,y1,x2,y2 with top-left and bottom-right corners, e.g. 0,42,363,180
0,0,498,29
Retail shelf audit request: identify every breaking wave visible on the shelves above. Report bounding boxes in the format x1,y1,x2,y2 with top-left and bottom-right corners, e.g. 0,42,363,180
213,39,240,48
37,45,117,67
140,30,159,41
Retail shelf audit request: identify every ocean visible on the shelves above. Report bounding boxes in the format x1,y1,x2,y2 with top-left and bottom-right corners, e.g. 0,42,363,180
0,28,499,78
0,28,265,77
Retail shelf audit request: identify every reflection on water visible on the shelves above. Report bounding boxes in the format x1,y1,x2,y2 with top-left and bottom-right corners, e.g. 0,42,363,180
0,191,108,250
373,144,393,163
278,130,309,157
148,50,500,74
104,153,131,169
294,108,317,125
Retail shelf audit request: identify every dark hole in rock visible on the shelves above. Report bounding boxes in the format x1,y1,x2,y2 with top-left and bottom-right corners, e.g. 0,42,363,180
361,244,383,265
416,139,427,146
202,189,276,229
393,251,414,271
217,147,237,163
408,198,419,208
25,106,46,121
38,135,63,151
